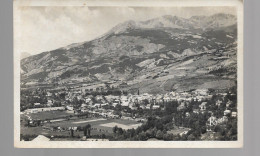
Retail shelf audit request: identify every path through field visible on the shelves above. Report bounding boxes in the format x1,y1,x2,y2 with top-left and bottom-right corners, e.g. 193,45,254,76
73,118,106,124
99,122,142,130
50,119,66,123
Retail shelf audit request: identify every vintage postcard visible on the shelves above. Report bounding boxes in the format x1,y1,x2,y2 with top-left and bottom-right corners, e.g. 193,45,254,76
14,0,243,148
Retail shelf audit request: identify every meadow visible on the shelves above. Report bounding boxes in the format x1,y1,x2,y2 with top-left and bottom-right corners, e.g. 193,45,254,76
20,111,142,140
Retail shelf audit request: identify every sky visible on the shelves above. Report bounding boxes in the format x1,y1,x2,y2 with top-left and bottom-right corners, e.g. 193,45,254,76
18,6,236,55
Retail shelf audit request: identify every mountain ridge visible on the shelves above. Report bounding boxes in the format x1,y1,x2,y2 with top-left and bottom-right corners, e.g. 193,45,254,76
21,13,237,94
21,13,236,60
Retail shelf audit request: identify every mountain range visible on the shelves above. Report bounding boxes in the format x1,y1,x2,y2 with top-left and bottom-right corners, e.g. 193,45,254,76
21,13,237,94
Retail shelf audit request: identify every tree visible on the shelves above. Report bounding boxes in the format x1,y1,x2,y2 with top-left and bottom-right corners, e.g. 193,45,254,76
117,128,124,135
146,128,155,138
101,134,106,139
155,122,164,131
214,125,222,133
129,128,136,138
37,120,41,126
83,127,87,136
138,132,147,141
143,99,149,105
163,133,173,141
53,101,61,107
84,124,91,137
156,130,164,140
70,129,74,138
87,124,91,137
113,126,118,134
187,134,196,140
201,126,207,134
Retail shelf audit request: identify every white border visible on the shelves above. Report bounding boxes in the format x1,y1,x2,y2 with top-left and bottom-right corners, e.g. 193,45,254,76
14,0,243,148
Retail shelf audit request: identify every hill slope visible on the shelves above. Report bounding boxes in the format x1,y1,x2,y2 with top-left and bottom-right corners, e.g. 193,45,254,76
21,13,237,93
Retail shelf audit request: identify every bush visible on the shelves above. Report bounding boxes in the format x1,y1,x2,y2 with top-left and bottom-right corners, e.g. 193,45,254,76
187,134,196,141
201,126,207,134
163,133,173,141
156,130,164,140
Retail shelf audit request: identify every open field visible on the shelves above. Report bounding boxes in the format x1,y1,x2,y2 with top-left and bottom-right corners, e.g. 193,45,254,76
73,118,106,124
41,118,140,130
99,122,142,130
20,115,143,139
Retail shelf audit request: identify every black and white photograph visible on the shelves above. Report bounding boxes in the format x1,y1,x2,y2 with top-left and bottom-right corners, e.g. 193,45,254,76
14,0,243,148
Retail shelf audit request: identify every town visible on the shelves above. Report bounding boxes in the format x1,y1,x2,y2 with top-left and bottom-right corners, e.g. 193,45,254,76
20,84,238,141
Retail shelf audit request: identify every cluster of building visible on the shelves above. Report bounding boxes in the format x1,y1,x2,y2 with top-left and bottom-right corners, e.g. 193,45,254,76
23,87,237,134
24,106,65,114
58,89,211,115
206,110,237,132
24,88,233,114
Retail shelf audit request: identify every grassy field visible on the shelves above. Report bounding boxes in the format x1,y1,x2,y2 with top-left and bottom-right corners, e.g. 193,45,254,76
42,117,140,133
99,122,142,130
20,115,142,139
